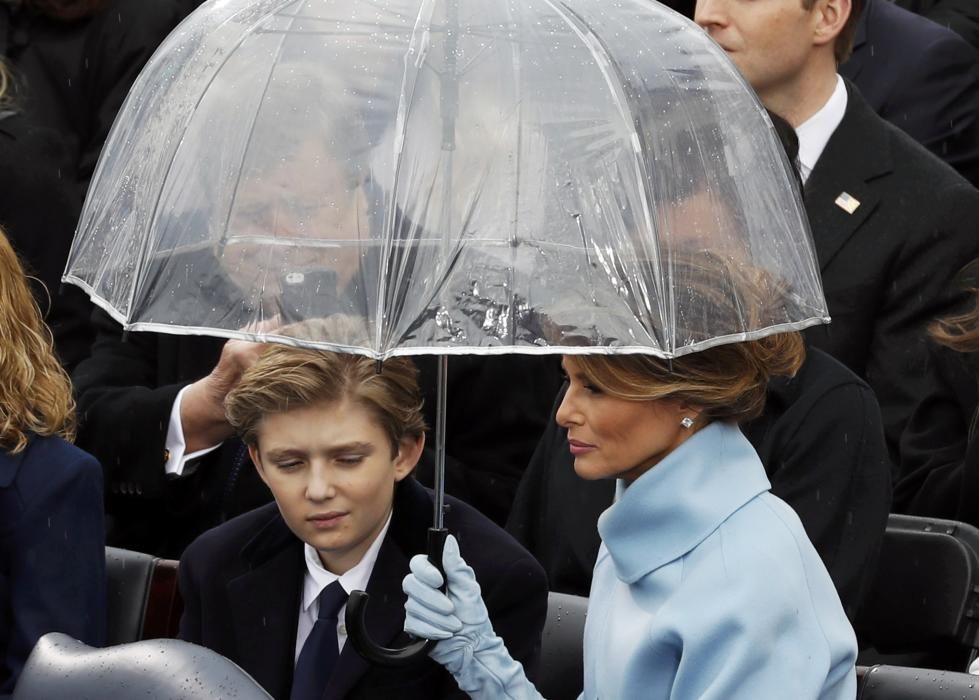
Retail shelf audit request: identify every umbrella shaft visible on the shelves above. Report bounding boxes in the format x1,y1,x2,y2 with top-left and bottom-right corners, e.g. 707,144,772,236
434,355,448,529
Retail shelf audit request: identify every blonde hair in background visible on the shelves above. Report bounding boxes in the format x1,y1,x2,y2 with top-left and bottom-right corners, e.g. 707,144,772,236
226,344,426,454
0,227,75,453
930,261,979,355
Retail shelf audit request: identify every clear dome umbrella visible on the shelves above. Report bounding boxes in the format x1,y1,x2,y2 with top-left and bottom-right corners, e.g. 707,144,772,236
63,0,829,664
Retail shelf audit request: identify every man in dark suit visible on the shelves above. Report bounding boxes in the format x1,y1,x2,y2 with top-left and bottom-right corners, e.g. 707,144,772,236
841,0,979,186
72,305,273,558
178,347,547,700
695,0,979,463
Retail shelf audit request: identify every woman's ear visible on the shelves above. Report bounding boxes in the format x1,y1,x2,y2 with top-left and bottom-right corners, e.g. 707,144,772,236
393,433,426,481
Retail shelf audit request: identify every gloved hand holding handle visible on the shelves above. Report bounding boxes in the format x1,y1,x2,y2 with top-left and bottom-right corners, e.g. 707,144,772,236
402,535,545,700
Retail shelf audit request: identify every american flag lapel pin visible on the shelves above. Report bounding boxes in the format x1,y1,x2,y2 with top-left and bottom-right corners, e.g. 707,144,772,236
834,192,860,214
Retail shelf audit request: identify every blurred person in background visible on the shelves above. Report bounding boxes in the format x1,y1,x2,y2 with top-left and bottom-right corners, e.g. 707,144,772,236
893,0,979,51
0,225,105,698
72,124,560,555
0,0,186,184
0,57,89,369
840,0,979,186
895,264,979,526
2,0,188,369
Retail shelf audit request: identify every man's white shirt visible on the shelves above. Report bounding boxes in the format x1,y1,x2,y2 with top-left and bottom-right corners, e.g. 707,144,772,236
164,385,221,476
295,512,392,663
795,74,848,184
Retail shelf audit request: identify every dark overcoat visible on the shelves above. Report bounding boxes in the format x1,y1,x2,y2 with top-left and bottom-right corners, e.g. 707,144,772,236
0,435,106,698
895,343,979,524
177,477,547,700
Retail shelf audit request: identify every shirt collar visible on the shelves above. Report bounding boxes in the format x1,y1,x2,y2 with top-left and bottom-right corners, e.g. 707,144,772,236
598,421,771,583
795,74,848,183
302,511,393,611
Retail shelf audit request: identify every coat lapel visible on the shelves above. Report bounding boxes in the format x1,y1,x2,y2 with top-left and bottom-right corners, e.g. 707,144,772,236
323,479,432,699
804,80,892,270
227,515,305,700
323,537,413,699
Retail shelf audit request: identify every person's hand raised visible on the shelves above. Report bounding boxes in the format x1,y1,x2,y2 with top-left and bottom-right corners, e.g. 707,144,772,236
180,318,280,453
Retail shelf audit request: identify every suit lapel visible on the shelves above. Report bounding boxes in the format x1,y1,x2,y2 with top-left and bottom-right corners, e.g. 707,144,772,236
227,517,305,699
804,80,892,270
324,480,432,699
323,535,413,699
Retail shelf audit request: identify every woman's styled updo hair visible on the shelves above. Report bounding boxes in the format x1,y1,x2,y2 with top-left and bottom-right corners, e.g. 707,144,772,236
225,346,427,454
572,332,803,424
571,251,806,424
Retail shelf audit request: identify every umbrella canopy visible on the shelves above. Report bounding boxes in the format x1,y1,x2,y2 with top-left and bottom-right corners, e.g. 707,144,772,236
64,0,828,359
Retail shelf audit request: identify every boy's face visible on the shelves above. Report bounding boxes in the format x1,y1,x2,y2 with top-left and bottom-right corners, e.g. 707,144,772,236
249,398,422,575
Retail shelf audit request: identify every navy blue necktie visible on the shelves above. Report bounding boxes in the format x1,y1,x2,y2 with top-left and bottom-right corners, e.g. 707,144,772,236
290,581,348,700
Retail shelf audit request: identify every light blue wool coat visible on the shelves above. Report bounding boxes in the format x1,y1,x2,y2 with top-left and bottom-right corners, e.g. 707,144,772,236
582,421,857,700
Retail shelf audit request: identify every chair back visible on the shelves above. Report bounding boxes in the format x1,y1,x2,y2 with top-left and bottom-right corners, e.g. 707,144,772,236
857,514,979,669
12,633,272,699
538,591,588,700
858,664,979,699
105,547,182,645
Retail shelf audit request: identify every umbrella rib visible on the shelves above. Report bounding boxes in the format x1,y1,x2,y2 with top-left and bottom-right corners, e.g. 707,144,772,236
126,0,304,322
374,0,437,352
540,0,671,352
218,0,308,273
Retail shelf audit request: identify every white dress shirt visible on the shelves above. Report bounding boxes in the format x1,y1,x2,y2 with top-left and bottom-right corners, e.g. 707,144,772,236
164,385,223,476
294,513,392,664
795,74,848,183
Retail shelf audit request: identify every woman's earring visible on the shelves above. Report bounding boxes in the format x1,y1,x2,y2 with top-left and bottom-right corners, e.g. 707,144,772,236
680,416,695,429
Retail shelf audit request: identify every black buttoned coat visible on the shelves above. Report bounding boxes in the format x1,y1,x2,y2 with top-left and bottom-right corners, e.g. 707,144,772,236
177,478,547,700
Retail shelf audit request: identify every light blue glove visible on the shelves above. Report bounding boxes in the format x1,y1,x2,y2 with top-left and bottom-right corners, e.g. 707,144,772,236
402,535,544,700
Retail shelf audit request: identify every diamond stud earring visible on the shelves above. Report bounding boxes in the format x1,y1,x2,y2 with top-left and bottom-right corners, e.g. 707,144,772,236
680,416,695,429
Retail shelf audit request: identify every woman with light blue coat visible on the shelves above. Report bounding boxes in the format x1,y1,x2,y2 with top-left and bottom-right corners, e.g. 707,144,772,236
403,327,858,699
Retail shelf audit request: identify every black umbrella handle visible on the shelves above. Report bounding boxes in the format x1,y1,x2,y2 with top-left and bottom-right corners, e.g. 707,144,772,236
345,527,449,666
